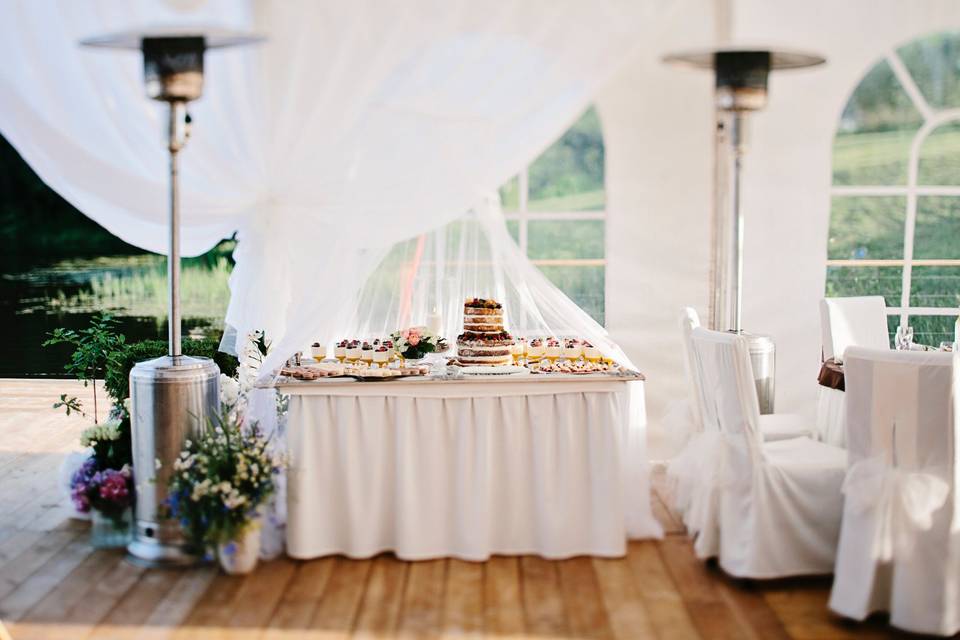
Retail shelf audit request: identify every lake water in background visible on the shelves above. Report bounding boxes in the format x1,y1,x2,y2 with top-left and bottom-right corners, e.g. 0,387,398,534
1,253,230,377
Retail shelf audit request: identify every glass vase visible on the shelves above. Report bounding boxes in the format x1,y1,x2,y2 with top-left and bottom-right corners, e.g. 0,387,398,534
90,508,132,549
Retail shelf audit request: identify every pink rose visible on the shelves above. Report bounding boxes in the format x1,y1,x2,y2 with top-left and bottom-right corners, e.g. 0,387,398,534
401,329,410,340
408,335,421,346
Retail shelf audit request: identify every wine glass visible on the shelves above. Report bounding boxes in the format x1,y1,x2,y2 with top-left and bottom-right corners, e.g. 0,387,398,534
895,325,914,351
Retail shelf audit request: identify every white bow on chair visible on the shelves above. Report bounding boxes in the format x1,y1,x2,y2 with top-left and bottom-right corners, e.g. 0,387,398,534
842,456,950,561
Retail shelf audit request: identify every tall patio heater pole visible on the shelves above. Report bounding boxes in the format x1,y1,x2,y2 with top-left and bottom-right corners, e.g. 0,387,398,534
81,29,262,566
663,47,825,413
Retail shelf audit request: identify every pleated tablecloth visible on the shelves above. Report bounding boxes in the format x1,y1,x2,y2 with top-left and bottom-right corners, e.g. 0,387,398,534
279,375,662,561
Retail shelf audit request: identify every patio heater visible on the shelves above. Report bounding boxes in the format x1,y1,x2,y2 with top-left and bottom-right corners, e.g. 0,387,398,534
81,29,262,566
663,48,825,413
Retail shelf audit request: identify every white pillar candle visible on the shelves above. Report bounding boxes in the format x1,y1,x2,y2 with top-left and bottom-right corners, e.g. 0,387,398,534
428,308,443,336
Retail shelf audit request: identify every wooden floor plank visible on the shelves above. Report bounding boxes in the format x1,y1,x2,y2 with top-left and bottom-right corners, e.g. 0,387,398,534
626,541,700,640
87,567,183,639
261,558,334,639
592,557,657,640
441,559,483,637
352,555,409,639
224,556,297,639
557,557,614,639
0,532,89,623
309,557,372,636
173,571,247,640
658,537,752,640
483,556,525,637
519,556,569,637
397,559,446,638
136,566,217,640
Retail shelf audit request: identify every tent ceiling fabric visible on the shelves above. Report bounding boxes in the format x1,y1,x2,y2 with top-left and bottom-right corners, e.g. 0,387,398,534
0,0,666,372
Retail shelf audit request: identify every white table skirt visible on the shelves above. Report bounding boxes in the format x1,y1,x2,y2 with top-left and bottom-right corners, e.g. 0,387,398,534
816,385,846,447
281,376,662,561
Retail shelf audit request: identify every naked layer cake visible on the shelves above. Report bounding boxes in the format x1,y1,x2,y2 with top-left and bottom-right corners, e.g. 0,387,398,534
457,298,515,366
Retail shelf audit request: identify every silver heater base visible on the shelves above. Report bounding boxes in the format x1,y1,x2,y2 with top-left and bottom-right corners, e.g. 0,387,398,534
728,331,776,414
128,355,220,569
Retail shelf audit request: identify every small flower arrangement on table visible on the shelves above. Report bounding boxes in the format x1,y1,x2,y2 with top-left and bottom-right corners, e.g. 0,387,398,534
389,326,444,360
165,408,282,574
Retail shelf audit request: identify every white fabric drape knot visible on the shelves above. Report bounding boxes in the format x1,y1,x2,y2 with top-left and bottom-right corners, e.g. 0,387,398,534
842,456,950,561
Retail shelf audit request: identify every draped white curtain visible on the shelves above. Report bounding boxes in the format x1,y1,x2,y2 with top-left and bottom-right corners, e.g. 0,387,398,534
0,0,667,373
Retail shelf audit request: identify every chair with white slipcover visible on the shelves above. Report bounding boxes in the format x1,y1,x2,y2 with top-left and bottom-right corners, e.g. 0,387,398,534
689,327,847,575
817,296,890,447
829,348,958,636
669,309,815,536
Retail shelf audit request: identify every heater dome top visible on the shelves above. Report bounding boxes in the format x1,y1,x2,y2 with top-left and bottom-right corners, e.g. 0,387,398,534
80,26,263,51
662,46,825,72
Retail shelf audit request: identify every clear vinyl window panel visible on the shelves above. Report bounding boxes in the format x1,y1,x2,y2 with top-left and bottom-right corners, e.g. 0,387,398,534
501,106,607,326
828,30,960,339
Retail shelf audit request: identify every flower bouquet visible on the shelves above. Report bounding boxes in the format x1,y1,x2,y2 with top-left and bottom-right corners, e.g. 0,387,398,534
70,457,134,547
389,326,443,360
166,408,282,574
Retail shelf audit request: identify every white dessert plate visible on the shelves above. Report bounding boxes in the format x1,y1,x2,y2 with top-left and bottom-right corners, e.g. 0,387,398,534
458,365,530,376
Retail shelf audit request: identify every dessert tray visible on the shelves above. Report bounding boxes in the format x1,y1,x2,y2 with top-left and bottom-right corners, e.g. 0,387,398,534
279,361,430,382
533,360,623,375
456,364,530,376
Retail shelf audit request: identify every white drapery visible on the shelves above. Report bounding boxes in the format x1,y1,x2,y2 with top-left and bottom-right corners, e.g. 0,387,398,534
0,0,667,373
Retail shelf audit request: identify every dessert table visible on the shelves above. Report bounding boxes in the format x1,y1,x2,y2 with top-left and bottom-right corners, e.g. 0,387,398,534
275,372,662,561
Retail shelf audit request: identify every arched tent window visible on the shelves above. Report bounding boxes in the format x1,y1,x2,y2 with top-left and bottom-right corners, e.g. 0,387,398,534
828,31,960,345
500,106,605,325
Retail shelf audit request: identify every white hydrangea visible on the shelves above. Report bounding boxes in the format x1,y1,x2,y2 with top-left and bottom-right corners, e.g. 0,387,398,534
79,419,122,448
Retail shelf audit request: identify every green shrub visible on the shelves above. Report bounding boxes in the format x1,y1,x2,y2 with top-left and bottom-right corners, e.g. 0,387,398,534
104,338,239,403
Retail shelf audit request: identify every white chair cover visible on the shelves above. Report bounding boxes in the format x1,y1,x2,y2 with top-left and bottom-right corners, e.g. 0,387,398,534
816,296,889,446
829,348,959,636
820,296,890,363
669,308,813,534
690,327,847,577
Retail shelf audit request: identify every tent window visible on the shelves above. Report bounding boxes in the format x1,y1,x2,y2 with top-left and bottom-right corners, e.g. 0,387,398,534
500,106,606,325
828,30,960,346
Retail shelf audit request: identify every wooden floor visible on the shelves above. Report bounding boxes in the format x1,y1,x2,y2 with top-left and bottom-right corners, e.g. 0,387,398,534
0,379,944,639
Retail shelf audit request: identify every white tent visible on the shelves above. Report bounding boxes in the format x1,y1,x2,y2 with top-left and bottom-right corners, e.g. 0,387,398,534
2,0,959,453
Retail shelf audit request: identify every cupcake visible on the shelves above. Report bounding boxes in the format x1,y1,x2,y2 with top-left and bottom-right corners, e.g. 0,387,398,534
373,345,390,366
545,338,561,362
310,342,327,361
360,342,374,363
583,341,601,363
527,338,545,361
334,340,348,361
562,338,582,361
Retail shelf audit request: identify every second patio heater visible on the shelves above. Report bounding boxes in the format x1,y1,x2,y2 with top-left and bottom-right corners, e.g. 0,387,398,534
663,48,825,413
81,29,262,565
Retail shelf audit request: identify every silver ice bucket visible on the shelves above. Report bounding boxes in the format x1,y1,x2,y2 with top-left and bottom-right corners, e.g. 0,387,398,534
128,355,219,566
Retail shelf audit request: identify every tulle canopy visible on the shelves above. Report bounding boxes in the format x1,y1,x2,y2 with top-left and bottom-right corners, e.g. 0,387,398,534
0,0,667,373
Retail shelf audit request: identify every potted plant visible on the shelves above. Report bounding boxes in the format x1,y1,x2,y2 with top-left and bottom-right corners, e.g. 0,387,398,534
165,408,282,574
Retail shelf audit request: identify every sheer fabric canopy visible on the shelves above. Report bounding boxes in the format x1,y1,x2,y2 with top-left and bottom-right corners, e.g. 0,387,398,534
340,199,632,366
0,0,666,372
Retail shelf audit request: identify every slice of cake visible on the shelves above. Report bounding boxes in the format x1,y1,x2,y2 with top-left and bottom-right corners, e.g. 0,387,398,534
457,298,515,366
